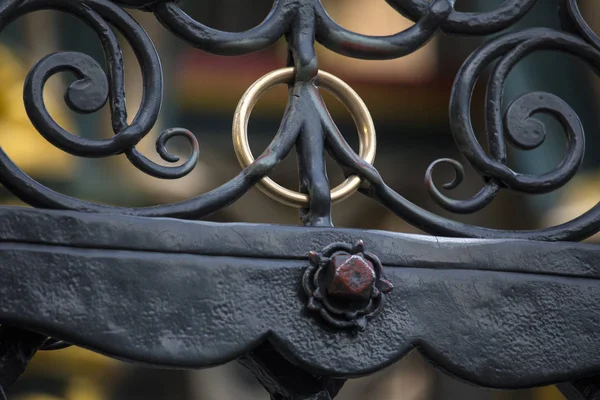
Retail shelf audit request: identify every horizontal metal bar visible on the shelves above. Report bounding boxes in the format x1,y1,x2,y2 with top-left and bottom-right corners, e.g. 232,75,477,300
1,207,599,279
0,207,599,389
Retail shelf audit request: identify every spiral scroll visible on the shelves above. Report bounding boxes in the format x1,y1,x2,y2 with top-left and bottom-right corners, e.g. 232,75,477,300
0,0,599,240
426,28,591,214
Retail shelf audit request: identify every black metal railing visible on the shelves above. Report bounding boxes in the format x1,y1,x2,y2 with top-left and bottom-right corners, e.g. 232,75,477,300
0,1,600,400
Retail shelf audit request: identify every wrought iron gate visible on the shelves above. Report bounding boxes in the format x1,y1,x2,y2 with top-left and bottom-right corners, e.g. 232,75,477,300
0,0,599,399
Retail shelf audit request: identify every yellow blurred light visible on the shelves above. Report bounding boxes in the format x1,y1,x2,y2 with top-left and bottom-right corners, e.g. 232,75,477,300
0,44,74,179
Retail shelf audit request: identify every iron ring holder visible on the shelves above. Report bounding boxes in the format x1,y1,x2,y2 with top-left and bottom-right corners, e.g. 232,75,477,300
232,67,377,208
0,0,599,399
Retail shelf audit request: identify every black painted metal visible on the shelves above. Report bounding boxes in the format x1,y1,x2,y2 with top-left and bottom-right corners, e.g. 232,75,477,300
3,207,600,391
0,0,599,399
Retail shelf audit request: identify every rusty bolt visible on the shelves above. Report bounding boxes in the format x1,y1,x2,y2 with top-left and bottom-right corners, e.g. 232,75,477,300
326,253,376,300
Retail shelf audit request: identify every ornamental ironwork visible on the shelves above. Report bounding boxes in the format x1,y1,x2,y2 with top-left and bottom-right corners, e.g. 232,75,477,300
0,0,599,400
303,240,393,331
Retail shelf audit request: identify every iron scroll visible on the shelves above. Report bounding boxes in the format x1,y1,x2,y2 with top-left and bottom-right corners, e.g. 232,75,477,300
0,1,600,399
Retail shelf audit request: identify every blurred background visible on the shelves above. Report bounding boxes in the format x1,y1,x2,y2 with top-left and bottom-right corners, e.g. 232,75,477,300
1,0,599,399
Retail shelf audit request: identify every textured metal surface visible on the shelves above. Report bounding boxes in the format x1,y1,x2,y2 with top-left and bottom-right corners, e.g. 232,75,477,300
303,241,393,331
0,208,600,390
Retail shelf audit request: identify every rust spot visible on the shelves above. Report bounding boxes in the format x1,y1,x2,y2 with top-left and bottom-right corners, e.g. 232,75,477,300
326,254,376,300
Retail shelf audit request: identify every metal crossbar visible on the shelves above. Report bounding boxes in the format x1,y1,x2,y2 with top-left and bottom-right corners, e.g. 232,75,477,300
0,1,599,399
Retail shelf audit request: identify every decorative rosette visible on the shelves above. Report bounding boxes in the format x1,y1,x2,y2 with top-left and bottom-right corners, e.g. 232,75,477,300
302,240,393,331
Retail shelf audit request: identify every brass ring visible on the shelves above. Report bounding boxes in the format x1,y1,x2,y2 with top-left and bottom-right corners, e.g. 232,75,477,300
232,67,376,208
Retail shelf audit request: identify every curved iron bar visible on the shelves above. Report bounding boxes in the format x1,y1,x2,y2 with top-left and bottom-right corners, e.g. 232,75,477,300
426,28,591,214
559,0,600,50
0,98,301,217
386,0,538,35
448,29,587,193
153,0,292,56
9,0,155,155
0,0,598,241
313,0,452,60
323,111,600,242
424,158,501,214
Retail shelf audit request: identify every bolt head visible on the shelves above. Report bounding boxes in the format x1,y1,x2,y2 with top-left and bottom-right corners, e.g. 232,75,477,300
326,254,375,300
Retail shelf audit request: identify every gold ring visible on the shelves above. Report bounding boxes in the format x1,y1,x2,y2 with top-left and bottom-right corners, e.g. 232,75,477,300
232,67,376,208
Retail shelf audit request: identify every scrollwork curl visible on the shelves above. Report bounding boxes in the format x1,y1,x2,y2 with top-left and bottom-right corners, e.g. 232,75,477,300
447,29,590,194
424,158,501,214
320,28,600,241
427,29,595,216
2,0,203,180
125,128,200,179
6,0,162,156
